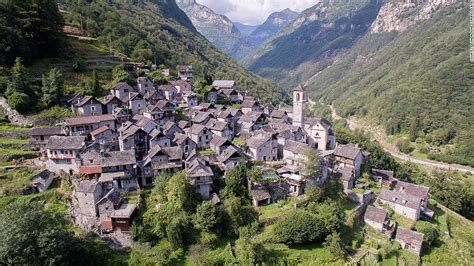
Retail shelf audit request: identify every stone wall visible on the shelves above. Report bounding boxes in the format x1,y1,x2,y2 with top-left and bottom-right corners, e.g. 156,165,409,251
0,96,33,127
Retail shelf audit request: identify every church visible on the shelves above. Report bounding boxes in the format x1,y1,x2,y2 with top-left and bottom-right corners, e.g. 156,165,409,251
292,85,336,151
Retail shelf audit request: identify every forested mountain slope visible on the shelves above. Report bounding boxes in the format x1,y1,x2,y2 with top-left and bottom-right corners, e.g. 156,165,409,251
53,0,289,103
242,0,383,88
175,0,252,60
246,8,299,48
307,1,473,165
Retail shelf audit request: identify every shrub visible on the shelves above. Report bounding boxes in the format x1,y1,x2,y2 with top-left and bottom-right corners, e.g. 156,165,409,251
271,209,324,245
7,91,30,114
415,221,438,245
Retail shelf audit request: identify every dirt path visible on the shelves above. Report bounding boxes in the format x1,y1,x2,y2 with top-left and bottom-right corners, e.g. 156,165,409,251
311,99,473,173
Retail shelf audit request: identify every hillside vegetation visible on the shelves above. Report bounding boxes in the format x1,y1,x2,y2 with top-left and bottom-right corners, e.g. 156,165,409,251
308,4,473,166
242,0,381,89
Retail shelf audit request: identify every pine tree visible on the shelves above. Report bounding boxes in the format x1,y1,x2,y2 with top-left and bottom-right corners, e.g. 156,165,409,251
6,58,30,97
41,68,63,108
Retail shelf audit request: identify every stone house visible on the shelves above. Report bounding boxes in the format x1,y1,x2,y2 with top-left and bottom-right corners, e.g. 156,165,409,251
337,167,356,191
188,124,212,148
110,82,134,101
283,140,309,167
217,145,243,171
173,133,197,155
141,146,183,185
269,109,289,123
372,169,396,186
102,95,124,115
210,135,233,154
97,188,124,223
379,189,422,221
90,126,119,152
73,180,102,230
162,121,183,138
81,148,138,191
30,127,66,155
364,206,396,236
73,96,104,116
395,181,430,213
112,107,131,124
396,227,424,256
126,92,146,115
205,119,233,140
65,115,116,136
46,136,86,174
245,133,279,161
333,144,364,177
178,65,193,81
241,100,260,114
187,158,214,199
251,188,271,207
170,80,193,93
143,100,176,126
149,129,171,148
118,124,148,158
31,169,55,193
137,76,154,95
238,111,265,132
191,111,214,125
144,89,165,106
159,85,178,102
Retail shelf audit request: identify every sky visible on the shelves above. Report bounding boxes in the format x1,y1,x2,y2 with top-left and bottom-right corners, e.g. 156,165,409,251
195,0,317,25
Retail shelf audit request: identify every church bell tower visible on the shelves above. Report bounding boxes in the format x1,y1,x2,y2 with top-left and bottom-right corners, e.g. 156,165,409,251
292,84,307,128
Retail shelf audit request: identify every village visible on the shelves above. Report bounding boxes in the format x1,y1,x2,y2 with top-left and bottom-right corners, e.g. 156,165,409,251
28,64,433,257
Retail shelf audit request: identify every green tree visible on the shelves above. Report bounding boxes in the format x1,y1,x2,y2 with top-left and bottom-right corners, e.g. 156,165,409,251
5,58,30,97
167,171,201,214
223,196,257,235
148,70,169,85
85,70,102,97
0,202,88,265
41,68,63,107
415,221,438,246
305,185,323,202
7,91,30,114
166,214,194,249
271,209,324,245
193,201,221,232
307,200,344,234
221,163,249,200
302,148,321,180
324,232,347,259
0,0,64,65
234,224,265,264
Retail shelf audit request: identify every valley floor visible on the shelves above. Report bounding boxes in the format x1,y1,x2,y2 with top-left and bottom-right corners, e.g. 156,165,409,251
312,99,474,174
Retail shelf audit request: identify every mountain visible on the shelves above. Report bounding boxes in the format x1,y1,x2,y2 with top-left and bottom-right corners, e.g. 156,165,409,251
246,8,299,47
306,0,473,165
175,0,252,60
54,0,287,104
234,22,260,37
242,0,383,88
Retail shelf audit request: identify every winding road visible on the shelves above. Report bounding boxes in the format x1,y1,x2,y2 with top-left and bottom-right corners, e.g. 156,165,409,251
312,99,473,173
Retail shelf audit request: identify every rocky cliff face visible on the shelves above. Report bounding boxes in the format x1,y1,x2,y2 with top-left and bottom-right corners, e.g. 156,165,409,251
176,0,251,59
371,0,457,33
247,8,299,47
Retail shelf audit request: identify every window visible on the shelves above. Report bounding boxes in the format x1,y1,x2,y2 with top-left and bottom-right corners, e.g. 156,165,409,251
91,106,96,111
137,103,141,108
296,93,300,101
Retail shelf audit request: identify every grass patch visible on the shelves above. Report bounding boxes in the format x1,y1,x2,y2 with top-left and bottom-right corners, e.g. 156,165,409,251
198,148,216,156
263,242,346,265
0,167,36,196
0,124,31,132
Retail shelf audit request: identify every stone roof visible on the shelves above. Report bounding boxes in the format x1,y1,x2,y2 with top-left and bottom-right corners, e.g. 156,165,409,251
187,160,213,178
30,127,65,136
65,114,115,126
364,206,388,224
102,94,123,105
173,133,191,145
90,126,110,137
269,109,288,119
242,100,258,108
205,119,228,131
396,227,424,246
380,189,422,210
97,188,123,207
306,117,332,130
178,120,191,129
46,136,85,150
246,133,274,149
251,189,271,201
213,80,235,88
75,95,100,107
334,144,361,160
111,203,137,218
158,84,177,92
337,167,354,181
284,140,309,155
190,124,207,135
239,111,264,124
372,169,394,181
218,145,241,162
82,149,137,167
210,135,231,148
395,181,429,200
119,124,143,139
76,180,100,193
191,111,213,124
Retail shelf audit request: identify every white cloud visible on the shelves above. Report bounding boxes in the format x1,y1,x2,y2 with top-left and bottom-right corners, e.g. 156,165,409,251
195,0,318,25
